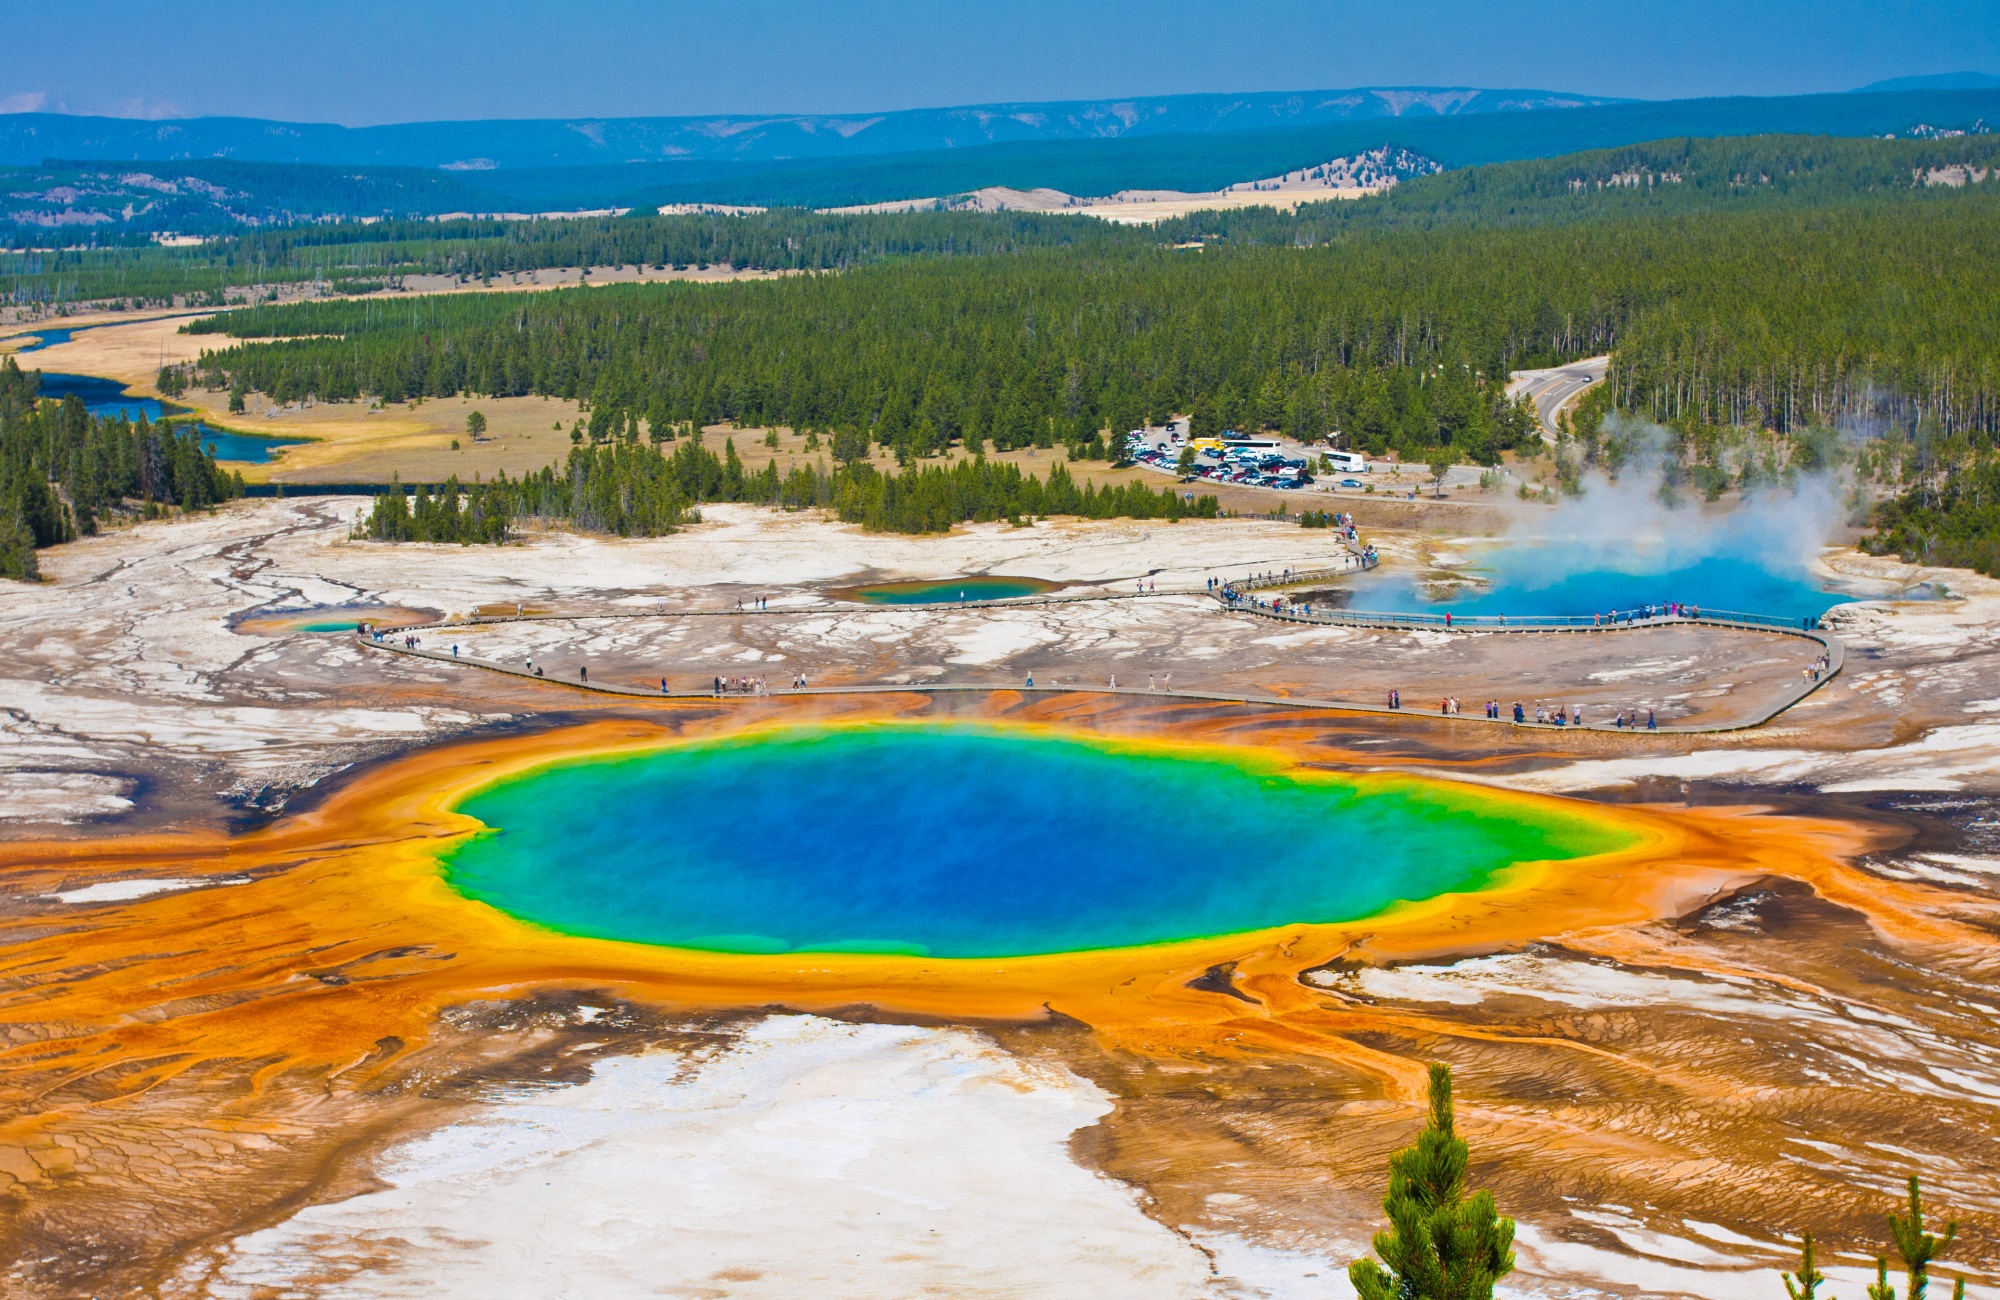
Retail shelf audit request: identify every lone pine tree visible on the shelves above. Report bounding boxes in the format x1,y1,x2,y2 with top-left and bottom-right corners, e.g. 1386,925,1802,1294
1872,1176,1963,1300
1350,1063,1516,1300
1786,1232,1829,1300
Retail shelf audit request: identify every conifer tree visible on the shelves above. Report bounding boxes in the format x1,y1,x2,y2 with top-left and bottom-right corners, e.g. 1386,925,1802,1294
1350,1063,1515,1300
1884,1176,1958,1300
1786,1232,1828,1300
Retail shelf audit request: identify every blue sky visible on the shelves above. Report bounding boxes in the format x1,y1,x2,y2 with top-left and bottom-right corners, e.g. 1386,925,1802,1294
3,0,1997,125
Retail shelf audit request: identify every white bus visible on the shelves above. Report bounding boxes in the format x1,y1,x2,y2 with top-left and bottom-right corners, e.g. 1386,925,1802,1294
1324,451,1370,473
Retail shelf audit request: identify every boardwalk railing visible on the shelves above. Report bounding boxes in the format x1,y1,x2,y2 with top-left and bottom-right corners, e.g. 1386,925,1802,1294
352,533,1843,733
1215,545,1827,636
1223,551,1378,592
1216,599,1825,635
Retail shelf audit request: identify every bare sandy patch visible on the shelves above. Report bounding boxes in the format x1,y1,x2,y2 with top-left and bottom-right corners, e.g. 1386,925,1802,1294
210,391,585,483
828,183,1381,223
15,313,210,383
822,149,1427,224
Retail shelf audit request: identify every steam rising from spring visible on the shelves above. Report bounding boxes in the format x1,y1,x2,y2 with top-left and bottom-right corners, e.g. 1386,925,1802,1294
1513,415,1849,582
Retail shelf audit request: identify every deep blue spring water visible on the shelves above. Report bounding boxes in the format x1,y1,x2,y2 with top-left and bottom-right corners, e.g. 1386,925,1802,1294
1347,541,1854,621
440,725,1631,959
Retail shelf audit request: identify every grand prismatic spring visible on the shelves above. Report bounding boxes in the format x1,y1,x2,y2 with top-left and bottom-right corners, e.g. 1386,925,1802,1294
441,723,1638,958
0,699,1863,1082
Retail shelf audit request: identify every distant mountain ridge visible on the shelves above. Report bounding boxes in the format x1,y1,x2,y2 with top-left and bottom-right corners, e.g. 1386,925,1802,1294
1854,72,2000,93
0,87,1624,170
8,87,2000,244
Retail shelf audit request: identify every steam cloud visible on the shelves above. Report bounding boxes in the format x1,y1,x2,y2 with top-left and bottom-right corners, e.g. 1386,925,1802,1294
1509,415,1850,581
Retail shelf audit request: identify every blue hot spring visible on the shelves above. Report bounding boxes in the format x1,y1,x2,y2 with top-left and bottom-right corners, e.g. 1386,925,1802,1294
439,724,1631,959
1345,502,1861,621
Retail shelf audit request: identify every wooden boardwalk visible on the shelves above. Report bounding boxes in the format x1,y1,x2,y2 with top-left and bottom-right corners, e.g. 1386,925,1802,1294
360,559,1843,735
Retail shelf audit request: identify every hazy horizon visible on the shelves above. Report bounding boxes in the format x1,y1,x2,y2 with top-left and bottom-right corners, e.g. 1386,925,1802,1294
4,0,1997,128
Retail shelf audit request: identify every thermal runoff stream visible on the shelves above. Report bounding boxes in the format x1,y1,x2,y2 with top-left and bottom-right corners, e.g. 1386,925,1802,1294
441,724,1634,958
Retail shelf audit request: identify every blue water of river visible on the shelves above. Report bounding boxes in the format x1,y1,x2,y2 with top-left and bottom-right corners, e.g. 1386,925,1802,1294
30,373,306,464
37,372,169,421
5,326,79,352
195,428,310,464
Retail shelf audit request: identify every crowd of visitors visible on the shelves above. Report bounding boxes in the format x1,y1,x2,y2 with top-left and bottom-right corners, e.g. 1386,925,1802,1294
1379,694,1669,729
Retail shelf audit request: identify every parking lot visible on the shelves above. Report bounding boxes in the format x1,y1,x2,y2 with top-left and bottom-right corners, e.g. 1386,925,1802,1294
1120,423,1499,499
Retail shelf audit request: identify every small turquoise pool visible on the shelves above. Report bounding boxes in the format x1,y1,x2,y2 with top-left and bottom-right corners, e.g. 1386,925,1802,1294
836,577,1059,604
232,604,435,636
440,725,1632,959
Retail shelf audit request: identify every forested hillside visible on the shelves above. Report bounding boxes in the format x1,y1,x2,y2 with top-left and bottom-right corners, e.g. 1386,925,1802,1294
2,208,1144,308
186,242,1553,465
606,90,2000,211
9,128,1996,570
186,192,2000,467
9,133,1995,311
1167,133,2000,240
0,159,504,248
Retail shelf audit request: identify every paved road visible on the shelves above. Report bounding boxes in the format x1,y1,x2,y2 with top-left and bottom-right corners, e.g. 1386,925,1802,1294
1508,356,1609,442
